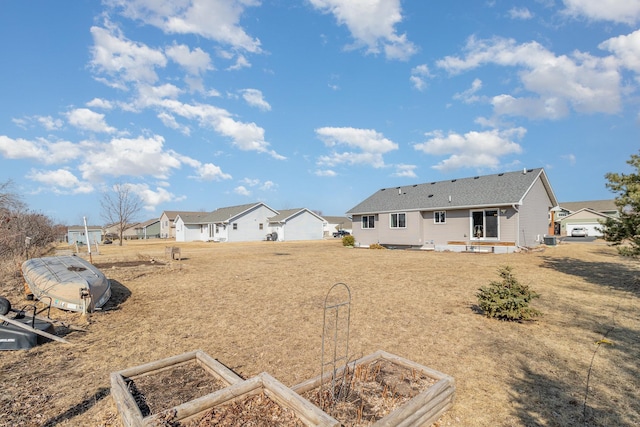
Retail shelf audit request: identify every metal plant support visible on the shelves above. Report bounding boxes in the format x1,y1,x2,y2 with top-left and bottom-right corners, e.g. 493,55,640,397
320,282,351,410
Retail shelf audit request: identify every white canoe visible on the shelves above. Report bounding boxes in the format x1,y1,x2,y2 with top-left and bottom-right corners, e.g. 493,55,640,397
22,256,111,313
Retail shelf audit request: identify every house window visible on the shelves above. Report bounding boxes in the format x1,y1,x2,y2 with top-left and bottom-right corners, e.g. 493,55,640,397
390,213,406,228
472,210,498,239
434,211,446,224
233,223,238,230
259,223,263,230
362,215,375,229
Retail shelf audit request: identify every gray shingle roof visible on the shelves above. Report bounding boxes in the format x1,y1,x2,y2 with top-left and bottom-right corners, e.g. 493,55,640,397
207,202,274,223
346,168,554,214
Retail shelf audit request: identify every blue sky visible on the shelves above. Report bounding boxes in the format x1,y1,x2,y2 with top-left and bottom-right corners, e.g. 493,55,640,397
1,1,639,225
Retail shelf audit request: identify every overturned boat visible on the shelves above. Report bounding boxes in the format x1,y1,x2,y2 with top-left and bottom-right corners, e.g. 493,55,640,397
22,255,111,313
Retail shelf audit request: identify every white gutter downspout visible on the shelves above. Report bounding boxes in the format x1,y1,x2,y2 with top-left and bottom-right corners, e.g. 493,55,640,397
512,203,524,250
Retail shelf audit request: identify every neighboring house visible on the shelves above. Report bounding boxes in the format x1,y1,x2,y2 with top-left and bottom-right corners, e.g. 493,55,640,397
346,168,558,253
175,203,279,242
103,223,139,240
268,208,325,241
174,212,216,242
67,225,103,245
160,210,202,239
559,208,615,237
322,216,352,237
553,200,618,236
135,218,161,239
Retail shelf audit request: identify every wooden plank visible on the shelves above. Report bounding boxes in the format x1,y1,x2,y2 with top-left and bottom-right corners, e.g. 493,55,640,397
145,376,263,425
115,350,199,378
260,373,340,427
110,372,144,427
0,313,71,345
195,351,243,385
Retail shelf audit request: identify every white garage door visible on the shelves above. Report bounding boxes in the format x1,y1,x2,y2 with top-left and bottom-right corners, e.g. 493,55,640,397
567,223,602,237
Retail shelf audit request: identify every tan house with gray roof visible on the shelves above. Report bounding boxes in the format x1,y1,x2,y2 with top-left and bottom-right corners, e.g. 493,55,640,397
346,168,558,253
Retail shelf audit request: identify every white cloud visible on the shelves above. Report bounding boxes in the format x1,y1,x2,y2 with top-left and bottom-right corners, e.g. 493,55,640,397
234,185,251,196
599,29,640,77
413,127,525,171
193,163,232,181
0,136,82,164
153,98,284,159
78,135,183,181
315,126,399,169
26,169,94,194
561,153,577,165
165,43,213,75
410,64,431,91
308,0,417,60
66,108,117,133
453,78,483,104
508,7,533,20
105,0,262,53
90,24,167,87
239,178,276,190
240,88,271,111
391,164,417,178
37,116,64,131
562,0,640,25
123,182,183,210
86,98,114,110
437,36,622,118
315,169,337,177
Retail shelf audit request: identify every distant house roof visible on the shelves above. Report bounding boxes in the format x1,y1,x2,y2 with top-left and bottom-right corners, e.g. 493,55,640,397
161,210,202,221
561,208,613,221
176,212,212,225
347,168,556,215
206,202,276,223
558,200,616,213
135,218,160,229
268,208,324,223
67,225,102,231
322,216,351,224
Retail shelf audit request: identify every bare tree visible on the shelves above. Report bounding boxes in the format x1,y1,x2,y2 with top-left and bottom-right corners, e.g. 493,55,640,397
0,180,58,258
100,183,143,246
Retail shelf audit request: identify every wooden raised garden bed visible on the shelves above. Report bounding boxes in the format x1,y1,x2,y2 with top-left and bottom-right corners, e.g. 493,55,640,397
110,350,243,426
292,350,455,426
111,350,340,426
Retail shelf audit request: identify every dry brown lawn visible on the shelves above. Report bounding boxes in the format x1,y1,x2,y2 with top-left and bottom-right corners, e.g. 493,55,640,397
0,239,638,426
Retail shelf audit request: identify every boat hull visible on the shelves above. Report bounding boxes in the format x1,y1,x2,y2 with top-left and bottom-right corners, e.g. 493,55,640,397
22,256,111,313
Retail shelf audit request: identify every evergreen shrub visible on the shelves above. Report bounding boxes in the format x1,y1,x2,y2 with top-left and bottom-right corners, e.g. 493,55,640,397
476,266,541,321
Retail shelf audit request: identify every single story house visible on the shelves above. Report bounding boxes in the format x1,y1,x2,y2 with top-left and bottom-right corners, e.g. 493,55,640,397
160,210,203,239
67,225,103,245
559,208,613,237
268,208,325,241
346,168,558,253
322,216,352,238
175,203,280,242
134,218,161,239
552,200,618,236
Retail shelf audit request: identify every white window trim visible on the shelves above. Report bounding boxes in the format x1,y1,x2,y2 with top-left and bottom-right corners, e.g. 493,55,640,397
390,212,407,229
434,211,446,224
470,209,500,240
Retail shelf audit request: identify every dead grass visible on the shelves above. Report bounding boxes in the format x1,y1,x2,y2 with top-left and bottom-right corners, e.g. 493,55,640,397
0,239,638,426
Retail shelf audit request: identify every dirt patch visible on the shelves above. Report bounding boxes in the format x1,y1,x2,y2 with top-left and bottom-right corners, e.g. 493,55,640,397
94,260,165,269
302,359,437,426
0,240,639,427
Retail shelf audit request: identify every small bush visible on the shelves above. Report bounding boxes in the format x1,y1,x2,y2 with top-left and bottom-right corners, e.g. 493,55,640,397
341,235,355,246
476,266,541,321
369,243,386,249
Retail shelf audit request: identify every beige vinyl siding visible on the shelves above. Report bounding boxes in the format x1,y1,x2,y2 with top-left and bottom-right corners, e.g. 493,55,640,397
422,209,469,246
518,178,553,247
352,214,380,246
375,211,423,246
